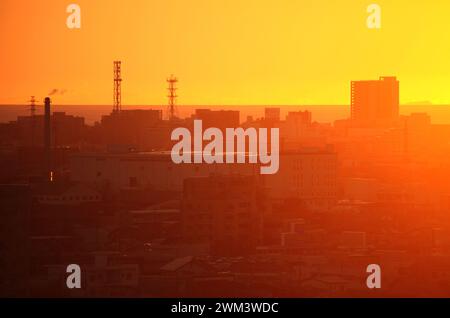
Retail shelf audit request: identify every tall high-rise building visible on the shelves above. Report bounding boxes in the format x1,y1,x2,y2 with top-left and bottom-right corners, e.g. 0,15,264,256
181,175,265,256
264,147,337,211
351,76,399,127
265,108,281,122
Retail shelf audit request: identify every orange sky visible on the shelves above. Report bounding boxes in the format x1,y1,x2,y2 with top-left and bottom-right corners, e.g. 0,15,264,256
1,0,450,106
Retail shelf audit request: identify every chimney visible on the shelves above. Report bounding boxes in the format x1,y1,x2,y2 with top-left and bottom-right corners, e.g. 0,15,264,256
44,97,52,182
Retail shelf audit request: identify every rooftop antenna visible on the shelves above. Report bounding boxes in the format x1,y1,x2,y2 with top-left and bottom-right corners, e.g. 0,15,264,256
28,96,37,117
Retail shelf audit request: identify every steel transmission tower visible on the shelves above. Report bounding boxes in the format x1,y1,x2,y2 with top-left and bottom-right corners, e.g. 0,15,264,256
113,61,122,113
167,75,178,120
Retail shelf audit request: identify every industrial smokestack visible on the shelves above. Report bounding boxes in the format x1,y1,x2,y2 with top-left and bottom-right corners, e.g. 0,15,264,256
44,97,52,182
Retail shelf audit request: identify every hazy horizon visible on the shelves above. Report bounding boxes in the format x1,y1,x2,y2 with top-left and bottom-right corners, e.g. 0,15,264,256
1,103,450,125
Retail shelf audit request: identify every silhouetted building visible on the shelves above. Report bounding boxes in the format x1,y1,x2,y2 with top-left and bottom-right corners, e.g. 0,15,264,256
100,109,163,148
15,112,85,148
280,111,322,149
182,175,264,256
264,147,337,211
33,182,102,206
0,184,31,297
351,76,399,127
286,111,312,127
70,151,258,192
265,108,281,122
193,109,239,130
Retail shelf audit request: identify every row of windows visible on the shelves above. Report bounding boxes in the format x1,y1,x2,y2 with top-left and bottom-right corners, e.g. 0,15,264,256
296,192,337,197
38,195,101,202
185,202,252,209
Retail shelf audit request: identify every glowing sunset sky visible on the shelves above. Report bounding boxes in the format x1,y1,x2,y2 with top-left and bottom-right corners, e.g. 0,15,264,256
1,0,450,106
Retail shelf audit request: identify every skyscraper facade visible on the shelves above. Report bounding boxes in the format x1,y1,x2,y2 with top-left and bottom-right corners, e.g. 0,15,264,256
351,76,399,127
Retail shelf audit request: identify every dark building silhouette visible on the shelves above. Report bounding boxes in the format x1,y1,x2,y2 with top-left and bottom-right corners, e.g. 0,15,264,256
181,175,265,256
351,76,399,127
265,108,281,122
15,112,85,148
0,184,31,297
193,109,240,130
100,109,163,149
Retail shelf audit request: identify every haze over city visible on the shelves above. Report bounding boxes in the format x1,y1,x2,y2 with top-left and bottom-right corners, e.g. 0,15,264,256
3,0,450,301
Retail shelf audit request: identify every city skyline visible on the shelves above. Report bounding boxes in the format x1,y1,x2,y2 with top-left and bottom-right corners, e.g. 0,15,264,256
1,74,450,125
3,0,450,301
2,1,450,108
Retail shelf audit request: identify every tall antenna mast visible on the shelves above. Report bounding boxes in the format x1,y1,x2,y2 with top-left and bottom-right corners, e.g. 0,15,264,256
28,96,37,147
113,61,122,114
28,96,37,117
167,74,178,120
